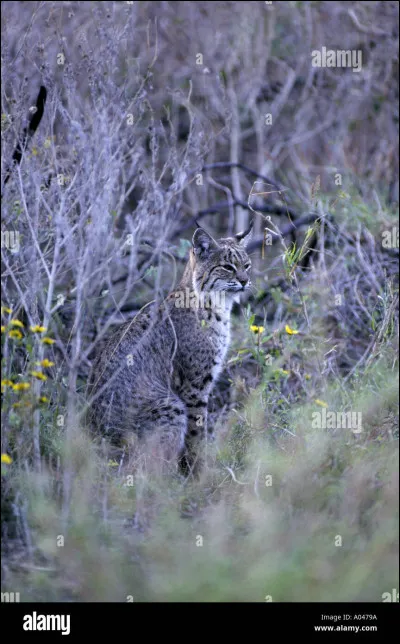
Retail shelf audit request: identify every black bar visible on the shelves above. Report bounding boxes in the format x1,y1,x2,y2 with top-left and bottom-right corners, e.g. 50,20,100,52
2,601,398,640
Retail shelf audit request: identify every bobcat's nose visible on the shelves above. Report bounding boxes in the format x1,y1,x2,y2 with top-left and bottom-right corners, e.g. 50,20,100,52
237,272,249,289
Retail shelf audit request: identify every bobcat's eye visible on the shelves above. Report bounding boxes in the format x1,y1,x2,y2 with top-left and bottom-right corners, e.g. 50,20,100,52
221,264,236,272
244,262,251,271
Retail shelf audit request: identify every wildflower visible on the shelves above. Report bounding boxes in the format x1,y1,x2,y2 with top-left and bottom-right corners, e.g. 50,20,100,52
250,325,265,334
1,454,12,465
12,382,31,391
13,400,31,408
38,396,49,403
108,460,119,467
280,369,290,375
41,337,55,345
30,371,47,381
285,324,299,335
315,399,328,408
36,359,55,368
1,379,13,392
1,306,12,315
30,325,47,333
10,319,24,328
9,330,23,340
1,326,5,333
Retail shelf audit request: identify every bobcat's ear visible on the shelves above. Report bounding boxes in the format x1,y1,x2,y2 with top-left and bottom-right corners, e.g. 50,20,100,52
192,228,219,257
235,219,254,248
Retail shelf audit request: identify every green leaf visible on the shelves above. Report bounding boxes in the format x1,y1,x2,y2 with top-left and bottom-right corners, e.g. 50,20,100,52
145,266,158,279
177,238,192,259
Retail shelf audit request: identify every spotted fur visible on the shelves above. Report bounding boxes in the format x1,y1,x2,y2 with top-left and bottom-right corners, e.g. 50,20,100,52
87,222,253,475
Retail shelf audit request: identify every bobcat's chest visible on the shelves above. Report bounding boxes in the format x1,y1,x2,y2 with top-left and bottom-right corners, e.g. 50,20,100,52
203,311,231,376
171,308,231,390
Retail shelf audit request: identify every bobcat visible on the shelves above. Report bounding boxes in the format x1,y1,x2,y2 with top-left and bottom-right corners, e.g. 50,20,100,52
87,222,253,475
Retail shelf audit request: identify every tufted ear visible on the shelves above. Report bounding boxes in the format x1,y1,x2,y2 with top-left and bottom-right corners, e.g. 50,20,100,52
192,228,219,258
235,219,254,248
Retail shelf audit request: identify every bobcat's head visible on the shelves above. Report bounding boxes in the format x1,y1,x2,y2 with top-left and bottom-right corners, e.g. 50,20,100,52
191,221,253,296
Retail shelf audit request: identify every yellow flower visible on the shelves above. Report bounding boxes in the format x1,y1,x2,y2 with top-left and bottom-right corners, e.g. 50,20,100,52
10,319,24,328
36,359,55,368
285,324,299,335
1,379,13,392
30,371,47,381
315,399,328,408
280,369,290,375
108,459,119,467
1,326,6,333
41,337,55,345
12,382,31,391
1,306,12,315
13,400,31,408
250,325,265,334
305,374,311,380
1,454,12,465
39,396,49,403
9,330,23,340
30,325,47,333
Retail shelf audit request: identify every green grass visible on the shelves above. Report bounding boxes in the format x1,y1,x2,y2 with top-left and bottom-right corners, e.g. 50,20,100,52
2,347,398,602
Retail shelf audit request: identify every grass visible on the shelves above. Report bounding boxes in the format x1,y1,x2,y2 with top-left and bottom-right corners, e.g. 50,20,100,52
1,318,398,602
1,193,399,602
